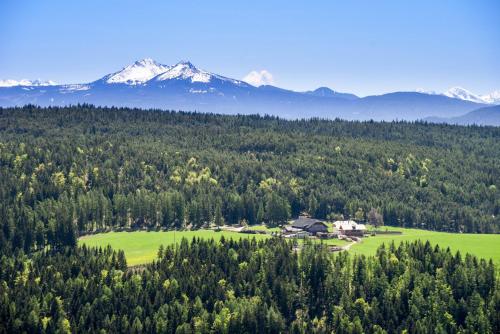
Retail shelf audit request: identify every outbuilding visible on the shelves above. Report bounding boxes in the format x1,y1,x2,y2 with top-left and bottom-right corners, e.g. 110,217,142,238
290,216,329,235
333,220,366,237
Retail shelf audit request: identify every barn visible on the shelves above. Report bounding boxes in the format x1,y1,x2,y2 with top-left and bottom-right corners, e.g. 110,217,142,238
290,216,329,235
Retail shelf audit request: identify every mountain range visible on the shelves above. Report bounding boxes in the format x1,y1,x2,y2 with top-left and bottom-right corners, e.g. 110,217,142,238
425,105,500,126
1,58,499,124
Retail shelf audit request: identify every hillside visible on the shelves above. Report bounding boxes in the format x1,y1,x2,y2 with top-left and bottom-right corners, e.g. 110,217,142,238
0,105,498,255
426,105,500,126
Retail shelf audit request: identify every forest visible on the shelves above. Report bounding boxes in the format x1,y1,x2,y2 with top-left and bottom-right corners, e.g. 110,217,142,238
0,105,499,333
1,238,498,333
0,105,499,252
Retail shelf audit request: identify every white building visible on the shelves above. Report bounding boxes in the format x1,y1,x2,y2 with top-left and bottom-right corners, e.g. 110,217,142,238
333,220,366,237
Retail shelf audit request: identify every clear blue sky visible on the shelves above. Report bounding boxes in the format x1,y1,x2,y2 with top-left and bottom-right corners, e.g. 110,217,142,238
0,0,498,96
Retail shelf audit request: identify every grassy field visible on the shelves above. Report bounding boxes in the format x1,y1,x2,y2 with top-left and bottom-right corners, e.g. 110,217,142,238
245,225,281,232
79,230,270,266
350,226,500,265
79,226,500,266
79,228,350,265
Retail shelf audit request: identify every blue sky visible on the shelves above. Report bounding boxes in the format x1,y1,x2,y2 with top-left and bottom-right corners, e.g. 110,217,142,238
0,0,499,96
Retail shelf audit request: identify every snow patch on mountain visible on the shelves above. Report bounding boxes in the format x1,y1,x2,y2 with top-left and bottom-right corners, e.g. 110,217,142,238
60,84,91,93
414,87,499,105
153,61,247,86
444,87,486,104
0,79,57,87
414,88,437,95
154,61,210,83
480,90,500,104
104,58,170,85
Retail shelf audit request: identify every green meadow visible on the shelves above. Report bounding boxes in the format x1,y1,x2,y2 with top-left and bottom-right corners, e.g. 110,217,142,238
245,225,281,232
79,227,500,266
350,226,500,265
79,230,270,266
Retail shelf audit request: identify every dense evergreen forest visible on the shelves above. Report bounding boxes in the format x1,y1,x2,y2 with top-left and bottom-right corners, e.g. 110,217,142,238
1,239,499,333
0,105,499,333
1,105,499,252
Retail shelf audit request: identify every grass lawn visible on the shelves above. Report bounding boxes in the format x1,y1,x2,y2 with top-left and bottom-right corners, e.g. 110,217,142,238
350,226,500,265
245,225,281,232
79,230,270,266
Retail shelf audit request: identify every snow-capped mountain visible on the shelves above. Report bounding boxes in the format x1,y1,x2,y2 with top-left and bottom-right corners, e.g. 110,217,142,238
414,87,500,105
444,87,485,104
481,90,500,104
100,58,170,85
0,79,57,87
442,87,500,105
0,58,495,124
152,61,248,86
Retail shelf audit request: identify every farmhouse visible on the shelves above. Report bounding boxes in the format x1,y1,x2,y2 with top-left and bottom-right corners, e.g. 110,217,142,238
290,216,329,235
283,226,303,233
333,220,366,237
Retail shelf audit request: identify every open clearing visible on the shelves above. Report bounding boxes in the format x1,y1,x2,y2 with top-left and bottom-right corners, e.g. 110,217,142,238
79,230,270,266
79,227,500,266
245,225,281,232
350,226,500,265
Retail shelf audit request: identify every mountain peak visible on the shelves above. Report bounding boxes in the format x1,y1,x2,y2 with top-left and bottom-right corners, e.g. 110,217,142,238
133,58,159,66
306,86,359,100
444,87,485,104
154,60,213,83
413,87,499,105
176,60,195,67
103,58,170,85
312,87,336,95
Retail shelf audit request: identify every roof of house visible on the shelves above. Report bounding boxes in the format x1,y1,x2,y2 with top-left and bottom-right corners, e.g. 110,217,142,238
333,220,367,230
291,216,325,229
283,226,302,233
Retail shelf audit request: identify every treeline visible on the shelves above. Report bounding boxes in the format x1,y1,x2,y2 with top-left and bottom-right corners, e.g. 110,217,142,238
0,105,499,252
0,239,498,333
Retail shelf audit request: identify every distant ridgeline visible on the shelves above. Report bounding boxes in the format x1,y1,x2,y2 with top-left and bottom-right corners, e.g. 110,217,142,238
0,105,499,251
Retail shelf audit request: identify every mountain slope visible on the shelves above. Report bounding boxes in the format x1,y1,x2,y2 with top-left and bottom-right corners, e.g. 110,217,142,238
481,90,500,104
425,105,500,126
99,58,170,85
355,92,484,120
152,61,248,87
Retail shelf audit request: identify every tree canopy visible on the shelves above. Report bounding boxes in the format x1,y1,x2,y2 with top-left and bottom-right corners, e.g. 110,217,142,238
1,105,498,253
0,105,498,332
0,239,498,333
